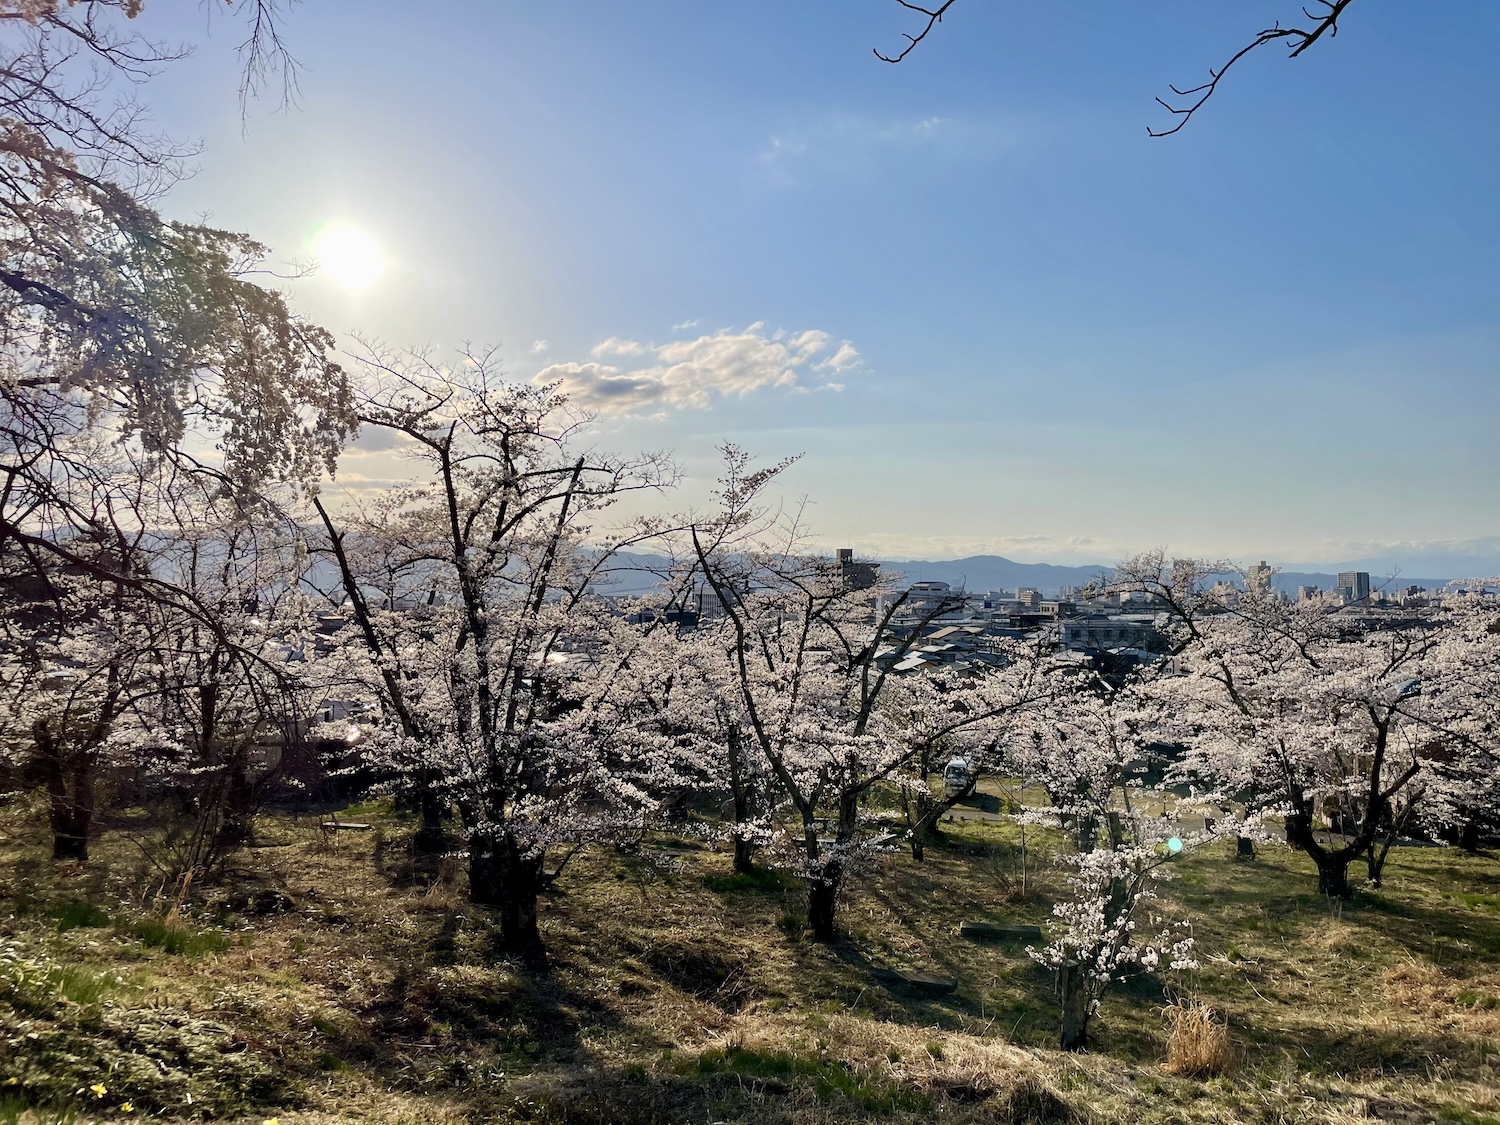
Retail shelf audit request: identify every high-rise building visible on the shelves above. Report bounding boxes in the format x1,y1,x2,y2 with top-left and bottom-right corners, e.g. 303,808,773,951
837,548,879,591
1016,587,1042,608
1336,571,1371,602
1247,560,1274,593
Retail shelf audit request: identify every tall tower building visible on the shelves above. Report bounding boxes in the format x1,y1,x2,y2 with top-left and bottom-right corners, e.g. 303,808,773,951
1336,571,1371,602
1247,560,1274,593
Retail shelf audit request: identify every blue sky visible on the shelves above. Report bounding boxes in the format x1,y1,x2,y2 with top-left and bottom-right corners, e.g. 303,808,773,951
139,1,1499,570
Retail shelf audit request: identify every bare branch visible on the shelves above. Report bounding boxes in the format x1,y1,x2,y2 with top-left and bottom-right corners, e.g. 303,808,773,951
874,0,958,64
1149,0,1356,137
224,0,303,113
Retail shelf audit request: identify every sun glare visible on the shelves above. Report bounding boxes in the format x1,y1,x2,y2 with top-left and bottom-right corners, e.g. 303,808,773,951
313,225,383,290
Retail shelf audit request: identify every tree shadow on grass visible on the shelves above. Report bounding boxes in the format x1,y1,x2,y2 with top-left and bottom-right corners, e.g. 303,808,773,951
1349,893,1500,962
316,904,625,1103
1239,1018,1489,1078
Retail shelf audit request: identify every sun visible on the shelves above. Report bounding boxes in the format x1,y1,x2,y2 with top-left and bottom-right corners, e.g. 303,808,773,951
312,225,383,290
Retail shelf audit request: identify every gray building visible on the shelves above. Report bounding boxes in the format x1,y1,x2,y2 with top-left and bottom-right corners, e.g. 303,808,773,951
1337,571,1371,602
1061,614,1162,653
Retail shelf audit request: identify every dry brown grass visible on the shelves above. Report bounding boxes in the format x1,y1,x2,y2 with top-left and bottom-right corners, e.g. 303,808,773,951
1163,1000,1231,1079
1381,959,1500,1036
4,796,1500,1124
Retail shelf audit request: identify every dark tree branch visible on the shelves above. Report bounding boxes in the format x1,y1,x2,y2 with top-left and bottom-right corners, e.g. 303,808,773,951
874,0,958,64
1149,0,1356,137
873,0,1359,137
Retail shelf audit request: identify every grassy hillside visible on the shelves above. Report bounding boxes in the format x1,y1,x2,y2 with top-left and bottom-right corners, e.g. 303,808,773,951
1,796,1498,1125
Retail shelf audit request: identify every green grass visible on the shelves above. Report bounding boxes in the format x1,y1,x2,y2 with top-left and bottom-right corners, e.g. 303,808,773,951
120,915,230,956
704,866,789,894
0,957,115,1014
1438,1110,1500,1125
50,900,112,931
691,1045,930,1113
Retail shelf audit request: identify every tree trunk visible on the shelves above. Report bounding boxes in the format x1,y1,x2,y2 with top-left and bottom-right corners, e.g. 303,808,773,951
1058,964,1090,1052
1315,854,1353,899
1076,814,1099,854
725,727,758,875
807,868,841,942
1367,830,1402,888
804,806,845,943
36,722,93,862
1236,835,1256,861
907,782,956,864
1285,801,1355,900
415,785,447,854
468,834,548,970
51,770,92,861
217,749,255,849
908,804,945,863
732,833,756,876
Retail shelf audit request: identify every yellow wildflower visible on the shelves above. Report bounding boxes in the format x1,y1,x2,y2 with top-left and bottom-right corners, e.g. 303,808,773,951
90,1084,108,1099
3,1078,17,1086
263,1118,281,1125
120,1103,134,1114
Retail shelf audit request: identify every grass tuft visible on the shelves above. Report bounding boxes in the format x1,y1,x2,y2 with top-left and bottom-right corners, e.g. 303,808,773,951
1164,999,1232,1079
51,900,112,932
121,915,230,957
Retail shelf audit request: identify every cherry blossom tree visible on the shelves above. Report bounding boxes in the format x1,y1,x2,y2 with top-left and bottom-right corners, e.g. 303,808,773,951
1029,839,1200,1051
679,447,1051,939
1000,650,1216,1050
1152,579,1479,898
882,645,1051,862
0,449,311,865
115,497,315,876
0,559,138,860
636,618,777,875
1,1,352,661
311,348,679,967
1389,587,1500,858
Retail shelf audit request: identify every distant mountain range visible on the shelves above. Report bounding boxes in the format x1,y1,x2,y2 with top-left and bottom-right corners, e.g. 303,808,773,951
882,556,1110,596
314,546,1471,602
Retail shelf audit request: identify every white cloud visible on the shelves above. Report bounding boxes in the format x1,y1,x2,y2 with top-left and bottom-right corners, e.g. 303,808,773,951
815,341,861,373
591,336,650,358
757,113,1029,179
529,339,550,354
672,319,699,331
535,324,860,415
